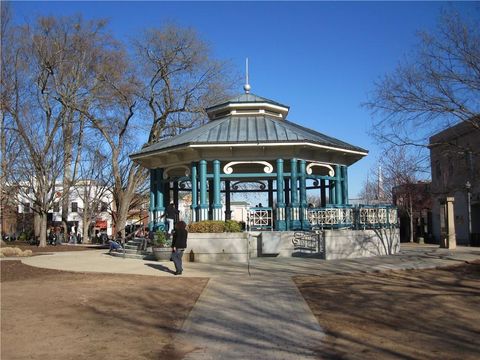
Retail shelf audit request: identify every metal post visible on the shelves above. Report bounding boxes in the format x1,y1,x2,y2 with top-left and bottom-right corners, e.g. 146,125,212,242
343,166,349,205
155,169,165,230
329,180,335,205
213,160,222,220
290,158,301,230
191,163,197,223
199,160,208,221
466,181,472,244
276,159,286,231
225,180,231,220
320,179,326,207
335,165,342,205
149,169,155,230
299,160,309,229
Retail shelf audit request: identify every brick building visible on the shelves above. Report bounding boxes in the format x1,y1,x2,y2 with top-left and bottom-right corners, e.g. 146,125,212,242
429,119,480,245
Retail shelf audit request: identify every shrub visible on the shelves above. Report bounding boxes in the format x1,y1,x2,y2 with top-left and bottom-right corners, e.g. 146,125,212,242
188,221,225,233
225,220,242,233
18,232,28,242
154,230,170,247
188,220,243,233
0,247,33,257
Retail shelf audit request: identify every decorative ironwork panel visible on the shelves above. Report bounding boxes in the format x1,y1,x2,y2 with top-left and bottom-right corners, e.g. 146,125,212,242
307,207,353,229
292,231,323,253
248,207,273,230
306,205,397,229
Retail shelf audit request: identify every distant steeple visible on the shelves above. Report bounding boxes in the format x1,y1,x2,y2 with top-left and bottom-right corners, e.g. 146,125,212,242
244,58,251,94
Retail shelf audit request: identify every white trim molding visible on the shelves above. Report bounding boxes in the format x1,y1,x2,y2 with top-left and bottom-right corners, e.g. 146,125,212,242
191,142,368,156
163,165,191,179
223,161,274,174
306,162,335,176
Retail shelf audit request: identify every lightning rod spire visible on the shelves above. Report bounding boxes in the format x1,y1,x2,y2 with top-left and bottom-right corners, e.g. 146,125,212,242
244,58,251,94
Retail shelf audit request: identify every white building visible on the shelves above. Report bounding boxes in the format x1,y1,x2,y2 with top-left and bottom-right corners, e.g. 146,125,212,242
17,180,114,239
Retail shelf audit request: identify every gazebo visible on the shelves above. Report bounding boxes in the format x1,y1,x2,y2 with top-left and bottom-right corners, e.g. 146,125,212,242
131,86,373,232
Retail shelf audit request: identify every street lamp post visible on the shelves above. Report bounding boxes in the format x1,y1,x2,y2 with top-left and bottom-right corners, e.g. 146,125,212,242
466,181,472,244
140,205,144,235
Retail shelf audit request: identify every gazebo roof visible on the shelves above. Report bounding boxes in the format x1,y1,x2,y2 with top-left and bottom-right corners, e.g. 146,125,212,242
132,114,367,157
206,93,289,112
131,91,368,169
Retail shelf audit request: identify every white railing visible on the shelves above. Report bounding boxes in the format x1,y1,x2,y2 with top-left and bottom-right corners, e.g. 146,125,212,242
307,205,398,229
307,207,354,229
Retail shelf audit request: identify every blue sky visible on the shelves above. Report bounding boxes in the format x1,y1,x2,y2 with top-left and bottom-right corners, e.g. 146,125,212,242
10,1,480,197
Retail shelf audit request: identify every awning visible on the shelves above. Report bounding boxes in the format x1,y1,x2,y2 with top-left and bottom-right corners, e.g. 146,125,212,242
95,220,107,228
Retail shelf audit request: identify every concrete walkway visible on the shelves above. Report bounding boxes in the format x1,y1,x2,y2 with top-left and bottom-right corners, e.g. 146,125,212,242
14,244,480,359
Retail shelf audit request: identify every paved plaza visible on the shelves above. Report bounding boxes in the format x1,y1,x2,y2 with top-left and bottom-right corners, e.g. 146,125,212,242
16,244,480,359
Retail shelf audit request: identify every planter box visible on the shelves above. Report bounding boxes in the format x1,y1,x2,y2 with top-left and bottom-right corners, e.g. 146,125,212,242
152,247,172,262
186,233,249,263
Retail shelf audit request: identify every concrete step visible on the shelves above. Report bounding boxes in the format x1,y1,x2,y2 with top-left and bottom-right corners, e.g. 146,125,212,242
109,250,154,260
110,251,145,260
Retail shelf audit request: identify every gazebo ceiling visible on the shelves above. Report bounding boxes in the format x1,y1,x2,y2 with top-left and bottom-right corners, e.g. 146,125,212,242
131,92,368,169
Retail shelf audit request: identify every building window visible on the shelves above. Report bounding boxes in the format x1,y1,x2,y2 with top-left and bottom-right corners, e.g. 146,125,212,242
100,202,108,212
71,202,78,213
435,161,441,180
23,202,31,213
53,202,60,213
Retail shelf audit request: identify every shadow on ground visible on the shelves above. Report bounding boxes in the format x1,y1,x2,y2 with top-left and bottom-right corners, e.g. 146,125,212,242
294,261,480,359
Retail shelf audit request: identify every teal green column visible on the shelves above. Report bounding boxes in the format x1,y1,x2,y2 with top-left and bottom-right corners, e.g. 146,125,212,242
149,169,155,230
343,166,349,205
299,160,310,229
276,159,286,231
191,163,198,222
329,180,335,205
155,169,165,230
335,165,342,205
320,179,326,207
213,160,222,220
199,160,208,221
289,158,301,230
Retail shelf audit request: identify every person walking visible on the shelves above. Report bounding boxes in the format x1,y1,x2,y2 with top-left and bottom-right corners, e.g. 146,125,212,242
162,202,179,236
171,221,188,275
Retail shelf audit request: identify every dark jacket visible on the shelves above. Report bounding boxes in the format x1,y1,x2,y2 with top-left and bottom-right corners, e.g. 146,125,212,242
165,204,179,219
172,228,188,249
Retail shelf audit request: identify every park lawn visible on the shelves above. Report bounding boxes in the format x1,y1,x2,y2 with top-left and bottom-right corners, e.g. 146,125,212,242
1,261,208,360
294,261,480,360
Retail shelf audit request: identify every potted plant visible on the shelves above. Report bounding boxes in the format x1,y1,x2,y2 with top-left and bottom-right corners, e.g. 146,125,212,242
151,230,172,261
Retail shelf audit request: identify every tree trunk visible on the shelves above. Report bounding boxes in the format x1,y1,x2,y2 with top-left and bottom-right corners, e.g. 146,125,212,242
39,212,47,247
409,194,414,243
82,209,91,244
115,199,129,240
0,113,5,237
34,211,41,240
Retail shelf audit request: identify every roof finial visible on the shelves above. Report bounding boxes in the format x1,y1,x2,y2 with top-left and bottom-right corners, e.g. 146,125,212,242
244,58,251,94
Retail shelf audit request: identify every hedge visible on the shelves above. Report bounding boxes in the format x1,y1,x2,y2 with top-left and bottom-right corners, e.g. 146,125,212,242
188,220,243,233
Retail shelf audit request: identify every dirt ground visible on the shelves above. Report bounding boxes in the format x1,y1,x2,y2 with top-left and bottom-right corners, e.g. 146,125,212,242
1,261,208,360
294,261,480,360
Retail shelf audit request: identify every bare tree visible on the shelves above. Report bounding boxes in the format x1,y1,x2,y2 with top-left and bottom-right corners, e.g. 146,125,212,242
2,14,118,246
73,45,148,237
73,143,111,243
75,24,233,237
359,148,428,242
365,11,480,151
1,18,69,246
0,2,16,238
36,15,112,235
134,24,233,142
